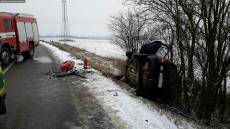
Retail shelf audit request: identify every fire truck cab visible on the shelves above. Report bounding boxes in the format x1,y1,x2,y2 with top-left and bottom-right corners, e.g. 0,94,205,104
0,12,39,66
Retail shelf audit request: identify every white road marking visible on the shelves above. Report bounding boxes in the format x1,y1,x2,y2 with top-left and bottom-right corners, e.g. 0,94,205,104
3,61,15,75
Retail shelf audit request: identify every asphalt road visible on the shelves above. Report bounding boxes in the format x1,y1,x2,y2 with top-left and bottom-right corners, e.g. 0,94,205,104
0,45,115,129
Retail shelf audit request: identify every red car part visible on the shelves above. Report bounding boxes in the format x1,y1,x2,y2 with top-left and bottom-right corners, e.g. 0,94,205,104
60,60,75,72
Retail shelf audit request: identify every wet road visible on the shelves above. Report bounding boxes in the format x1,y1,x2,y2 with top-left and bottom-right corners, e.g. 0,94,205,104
0,45,115,129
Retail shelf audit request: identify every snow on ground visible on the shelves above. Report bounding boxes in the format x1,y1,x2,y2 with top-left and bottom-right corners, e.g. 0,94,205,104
42,42,83,66
42,42,73,62
34,56,53,63
42,38,126,59
83,74,196,129
41,41,198,129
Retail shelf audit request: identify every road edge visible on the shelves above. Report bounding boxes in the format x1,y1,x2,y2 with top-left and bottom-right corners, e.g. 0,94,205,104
3,61,15,75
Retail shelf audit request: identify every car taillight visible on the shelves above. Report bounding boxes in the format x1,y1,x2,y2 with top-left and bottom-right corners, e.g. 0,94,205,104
157,57,167,64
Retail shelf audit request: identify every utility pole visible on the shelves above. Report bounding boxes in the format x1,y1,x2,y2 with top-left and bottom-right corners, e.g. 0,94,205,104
61,0,70,41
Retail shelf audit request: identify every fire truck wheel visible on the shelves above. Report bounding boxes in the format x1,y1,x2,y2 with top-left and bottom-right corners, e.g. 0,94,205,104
28,43,35,58
23,43,34,59
0,47,11,66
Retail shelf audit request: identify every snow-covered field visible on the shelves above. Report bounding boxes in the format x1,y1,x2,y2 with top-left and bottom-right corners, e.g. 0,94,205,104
41,42,198,129
42,38,126,59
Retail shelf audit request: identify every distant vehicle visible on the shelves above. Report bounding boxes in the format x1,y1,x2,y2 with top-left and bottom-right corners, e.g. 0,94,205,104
0,12,39,65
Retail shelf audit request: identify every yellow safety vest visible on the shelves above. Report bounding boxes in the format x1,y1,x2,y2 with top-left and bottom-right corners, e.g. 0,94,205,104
0,66,5,96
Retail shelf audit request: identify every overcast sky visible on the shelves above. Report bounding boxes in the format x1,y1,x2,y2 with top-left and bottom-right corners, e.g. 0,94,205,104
0,0,126,37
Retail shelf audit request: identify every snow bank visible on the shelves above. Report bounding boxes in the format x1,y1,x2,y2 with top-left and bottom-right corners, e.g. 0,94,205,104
42,38,126,59
41,42,84,69
41,42,197,129
41,42,73,62
83,73,196,129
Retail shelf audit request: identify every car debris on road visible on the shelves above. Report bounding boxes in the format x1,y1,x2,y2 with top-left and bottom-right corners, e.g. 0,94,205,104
46,60,90,78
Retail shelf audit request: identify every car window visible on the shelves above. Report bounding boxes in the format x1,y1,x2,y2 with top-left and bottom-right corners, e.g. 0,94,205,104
156,46,168,57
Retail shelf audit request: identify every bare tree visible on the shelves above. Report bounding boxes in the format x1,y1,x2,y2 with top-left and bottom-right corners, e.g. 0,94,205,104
127,0,230,124
109,10,148,53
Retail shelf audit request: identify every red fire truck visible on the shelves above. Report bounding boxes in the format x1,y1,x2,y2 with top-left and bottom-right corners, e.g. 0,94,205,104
0,12,39,66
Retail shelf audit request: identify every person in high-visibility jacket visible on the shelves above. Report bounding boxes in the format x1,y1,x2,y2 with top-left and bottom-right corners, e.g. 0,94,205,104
0,65,6,114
